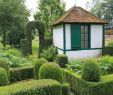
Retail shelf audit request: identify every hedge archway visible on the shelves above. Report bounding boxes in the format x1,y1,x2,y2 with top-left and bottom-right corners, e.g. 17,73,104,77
20,20,45,57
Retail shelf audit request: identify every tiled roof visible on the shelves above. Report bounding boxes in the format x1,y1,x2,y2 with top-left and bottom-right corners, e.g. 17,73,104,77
52,6,109,26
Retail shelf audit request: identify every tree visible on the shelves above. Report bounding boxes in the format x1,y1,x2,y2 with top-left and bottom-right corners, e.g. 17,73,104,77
91,0,113,21
34,0,65,37
0,0,29,47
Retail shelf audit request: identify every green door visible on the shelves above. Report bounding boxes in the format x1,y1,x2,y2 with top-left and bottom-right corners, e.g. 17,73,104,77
71,24,81,50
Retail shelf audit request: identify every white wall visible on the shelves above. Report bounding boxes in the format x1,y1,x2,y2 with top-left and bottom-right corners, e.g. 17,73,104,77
53,25,63,49
53,24,103,59
66,49,102,59
91,25,103,48
65,24,71,49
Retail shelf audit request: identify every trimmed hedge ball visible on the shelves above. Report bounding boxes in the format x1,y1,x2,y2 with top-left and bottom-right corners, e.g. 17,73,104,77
81,60,101,82
39,63,63,82
0,67,9,86
34,58,48,79
0,58,10,70
55,54,68,68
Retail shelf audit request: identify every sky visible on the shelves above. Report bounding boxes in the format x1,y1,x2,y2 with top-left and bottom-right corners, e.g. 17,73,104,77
25,0,92,20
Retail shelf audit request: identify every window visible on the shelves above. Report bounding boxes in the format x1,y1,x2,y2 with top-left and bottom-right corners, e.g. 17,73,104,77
81,25,89,48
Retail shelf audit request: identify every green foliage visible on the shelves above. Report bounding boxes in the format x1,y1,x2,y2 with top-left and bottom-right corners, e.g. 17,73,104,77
66,60,84,74
66,56,113,75
63,69,113,95
0,49,33,68
108,41,113,47
39,63,63,82
62,83,70,95
0,67,9,86
91,0,113,21
34,0,65,37
81,60,101,82
0,79,62,95
20,39,29,56
10,66,34,83
21,20,45,57
102,47,113,56
0,0,29,47
0,58,10,70
0,58,10,79
34,58,48,79
99,56,113,75
55,54,68,68
41,46,58,62
6,31,25,48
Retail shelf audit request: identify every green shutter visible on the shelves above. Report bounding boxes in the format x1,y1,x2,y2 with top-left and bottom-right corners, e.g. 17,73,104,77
71,24,81,49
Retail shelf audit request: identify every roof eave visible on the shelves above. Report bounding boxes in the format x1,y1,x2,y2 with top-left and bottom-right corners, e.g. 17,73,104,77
52,21,109,27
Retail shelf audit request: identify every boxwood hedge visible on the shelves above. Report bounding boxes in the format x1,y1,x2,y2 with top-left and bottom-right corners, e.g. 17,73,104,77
0,79,62,95
63,69,113,95
10,66,34,83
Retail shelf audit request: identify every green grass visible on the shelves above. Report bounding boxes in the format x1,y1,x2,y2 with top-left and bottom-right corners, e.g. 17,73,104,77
32,37,39,55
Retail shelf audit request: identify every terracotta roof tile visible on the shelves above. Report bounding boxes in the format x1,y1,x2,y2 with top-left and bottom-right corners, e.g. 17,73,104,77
52,6,109,26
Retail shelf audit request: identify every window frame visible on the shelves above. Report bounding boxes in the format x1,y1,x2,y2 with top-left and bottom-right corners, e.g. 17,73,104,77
70,24,91,50
81,25,90,49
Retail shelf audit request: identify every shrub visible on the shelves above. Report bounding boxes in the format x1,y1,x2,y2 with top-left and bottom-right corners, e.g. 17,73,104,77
66,59,85,74
108,41,113,47
102,47,113,56
63,69,113,95
0,58,10,70
62,83,70,95
39,63,63,82
34,58,48,79
98,56,113,75
5,49,22,57
81,60,101,82
55,54,68,68
0,79,62,95
10,66,34,83
41,46,58,62
0,67,9,86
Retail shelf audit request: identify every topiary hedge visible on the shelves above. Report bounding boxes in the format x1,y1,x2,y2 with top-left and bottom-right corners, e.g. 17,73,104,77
10,66,34,83
63,69,113,95
20,39,29,56
0,58,10,80
39,63,63,82
55,54,68,68
0,79,62,95
34,58,48,79
0,67,9,86
20,20,46,57
62,83,70,95
0,58,10,70
81,60,101,82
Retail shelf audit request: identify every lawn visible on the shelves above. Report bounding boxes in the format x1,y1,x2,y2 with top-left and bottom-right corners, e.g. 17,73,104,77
32,37,39,55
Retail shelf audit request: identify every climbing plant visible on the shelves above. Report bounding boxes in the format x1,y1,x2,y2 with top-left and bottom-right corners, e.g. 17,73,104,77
20,20,45,57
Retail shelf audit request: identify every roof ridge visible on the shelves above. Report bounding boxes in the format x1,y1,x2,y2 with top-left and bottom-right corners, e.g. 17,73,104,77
61,6,76,22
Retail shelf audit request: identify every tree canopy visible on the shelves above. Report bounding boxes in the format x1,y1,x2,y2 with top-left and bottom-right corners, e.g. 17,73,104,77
0,0,30,47
91,0,113,21
34,0,65,37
